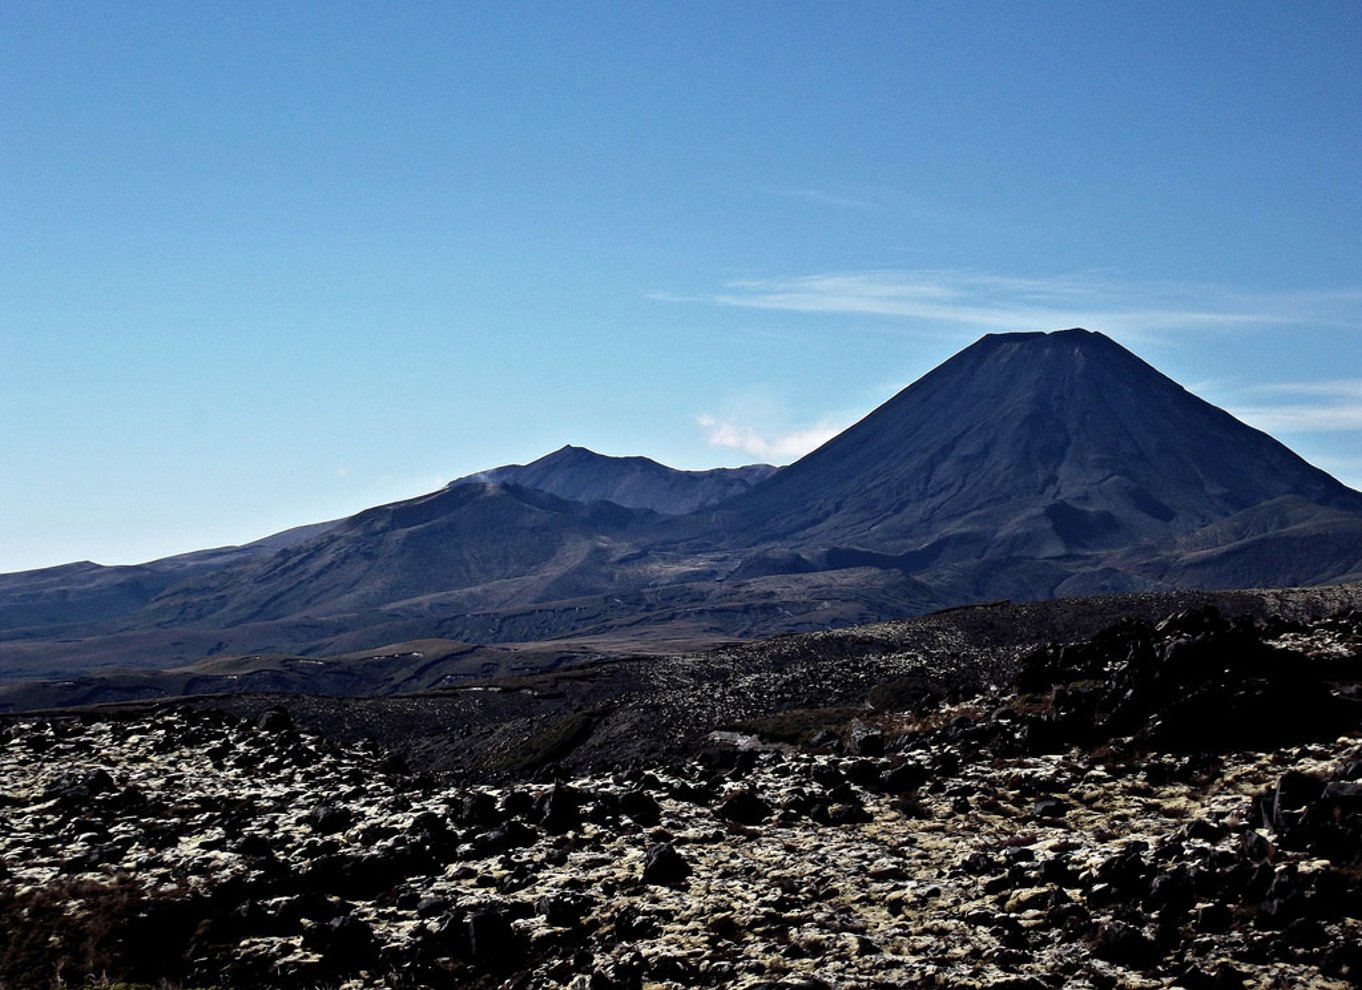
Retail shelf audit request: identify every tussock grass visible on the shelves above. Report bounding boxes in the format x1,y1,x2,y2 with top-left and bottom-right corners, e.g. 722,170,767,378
730,706,859,745
490,708,603,772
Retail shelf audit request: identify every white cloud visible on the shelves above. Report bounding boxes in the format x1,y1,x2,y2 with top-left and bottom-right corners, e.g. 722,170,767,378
764,187,878,211
1233,405,1362,433
661,268,1362,339
1253,380,1362,399
1228,379,1362,433
696,413,843,462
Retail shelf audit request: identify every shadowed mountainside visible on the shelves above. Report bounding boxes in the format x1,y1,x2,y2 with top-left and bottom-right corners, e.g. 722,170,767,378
0,518,338,631
718,328,1362,557
135,484,669,628
3,328,1361,690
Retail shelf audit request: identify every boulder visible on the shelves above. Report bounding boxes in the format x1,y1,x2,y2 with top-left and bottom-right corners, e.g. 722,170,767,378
881,760,929,793
1032,796,1070,820
254,706,293,732
642,842,691,885
619,788,662,826
1090,919,1158,968
467,908,519,968
718,789,771,826
305,805,353,835
847,721,885,757
537,784,582,834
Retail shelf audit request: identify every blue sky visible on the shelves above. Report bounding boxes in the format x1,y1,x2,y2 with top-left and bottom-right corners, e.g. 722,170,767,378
2,1,1359,572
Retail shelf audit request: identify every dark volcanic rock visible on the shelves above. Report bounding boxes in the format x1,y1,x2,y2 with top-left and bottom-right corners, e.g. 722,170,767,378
471,819,538,856
881,760,929,793
1091,919,1158,968
3,600,1362,990
456,790,501,827
619,788,662,826
537,783,582,833
309,913,379,973
1259,759,1362,867
537,890,597,928
305,805,353,835
467,907,520,967
1178,963,1249,990
718,789,772,826
642,842,691,885
1032,796,1070,820
45,767,116,804
255,706,293,732
847,721,885,757
1015,606,1362,754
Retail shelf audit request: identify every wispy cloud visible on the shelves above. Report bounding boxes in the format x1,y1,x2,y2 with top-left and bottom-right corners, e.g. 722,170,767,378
696,414,843,461
1229,379,1362,433
656,268,1362,339
764,187,878,211
1253,380,1362,399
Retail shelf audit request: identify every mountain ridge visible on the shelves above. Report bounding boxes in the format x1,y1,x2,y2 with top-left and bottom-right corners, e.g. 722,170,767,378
458,444,777,515
4,327,1360,687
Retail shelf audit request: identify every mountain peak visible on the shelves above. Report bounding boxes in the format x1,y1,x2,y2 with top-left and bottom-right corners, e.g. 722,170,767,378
541,444,607,464
452,446,776,515
727,328,1362,556
982,326,1091,339
973,326,1113,350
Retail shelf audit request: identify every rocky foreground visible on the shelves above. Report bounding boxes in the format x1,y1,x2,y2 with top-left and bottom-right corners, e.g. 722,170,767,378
3,606,1362,990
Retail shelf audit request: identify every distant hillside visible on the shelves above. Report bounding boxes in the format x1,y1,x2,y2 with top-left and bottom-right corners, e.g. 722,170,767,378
133,483,667,628
0,518,338,631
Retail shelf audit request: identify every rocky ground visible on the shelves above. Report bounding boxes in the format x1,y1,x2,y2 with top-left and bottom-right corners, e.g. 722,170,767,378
3,603,1362,989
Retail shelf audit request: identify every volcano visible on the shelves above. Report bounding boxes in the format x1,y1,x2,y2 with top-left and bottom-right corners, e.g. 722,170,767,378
723,328,1361,558
3,328,1360,687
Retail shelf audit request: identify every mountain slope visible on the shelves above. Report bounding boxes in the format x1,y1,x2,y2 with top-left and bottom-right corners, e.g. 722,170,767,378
0,518,340,632
135,483,667,628
460,445,776,514
722,328,1362,563
4,327,1361,687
